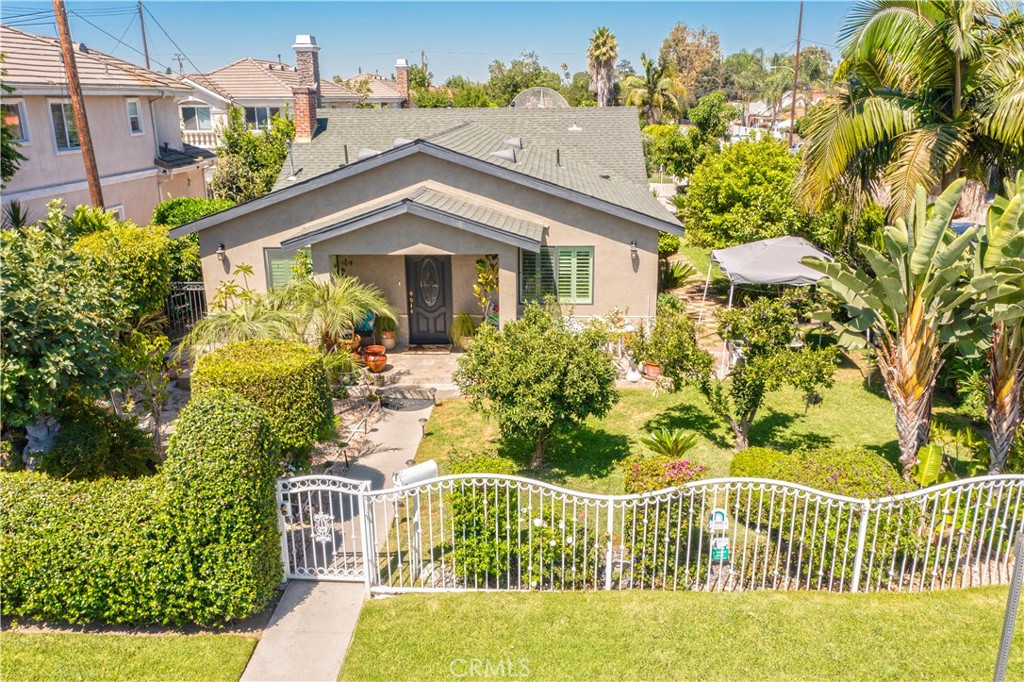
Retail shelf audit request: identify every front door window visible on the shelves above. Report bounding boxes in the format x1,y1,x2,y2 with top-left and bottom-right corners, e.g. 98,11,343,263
420,259,440,307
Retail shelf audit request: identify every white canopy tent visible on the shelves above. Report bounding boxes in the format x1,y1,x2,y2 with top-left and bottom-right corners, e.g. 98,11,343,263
694,236,832,374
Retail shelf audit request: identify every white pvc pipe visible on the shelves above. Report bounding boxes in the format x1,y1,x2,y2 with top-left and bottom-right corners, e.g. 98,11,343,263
695,261,713,331
718,283,734,377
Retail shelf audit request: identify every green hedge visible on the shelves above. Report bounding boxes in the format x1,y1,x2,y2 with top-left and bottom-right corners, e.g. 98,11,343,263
39,399,156,480
192,340,333,455
151,197,235,227
729,446,793,478
0,390,283,626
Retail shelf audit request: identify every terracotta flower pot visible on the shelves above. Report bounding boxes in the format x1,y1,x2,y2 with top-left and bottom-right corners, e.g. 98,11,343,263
643,361,663,379
366,353,387,373
381,331,396,350
364,345,386,356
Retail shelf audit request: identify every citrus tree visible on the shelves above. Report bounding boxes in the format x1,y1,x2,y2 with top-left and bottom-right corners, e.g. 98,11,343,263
803,180,980,473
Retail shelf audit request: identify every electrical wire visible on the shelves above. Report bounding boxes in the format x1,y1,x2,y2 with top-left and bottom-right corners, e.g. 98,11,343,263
69,10,171,72
141,4,202,75
106,12,136,57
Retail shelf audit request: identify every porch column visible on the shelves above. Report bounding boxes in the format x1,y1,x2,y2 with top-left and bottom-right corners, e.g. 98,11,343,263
496,245,517,329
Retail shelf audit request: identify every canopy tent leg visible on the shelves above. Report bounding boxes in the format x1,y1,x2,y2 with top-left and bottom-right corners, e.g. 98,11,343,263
718,283,735,378
695,261,713,331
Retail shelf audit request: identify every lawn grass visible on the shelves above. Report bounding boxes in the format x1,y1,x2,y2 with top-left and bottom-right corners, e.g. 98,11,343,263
417,371,969,494
676,242,730,292
0,632,256,682
340,587,1021,681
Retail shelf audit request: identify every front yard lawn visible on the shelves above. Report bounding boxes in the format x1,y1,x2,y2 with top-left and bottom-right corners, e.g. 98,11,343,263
0,632,256,682
417,370,970,494
341,587,1021,681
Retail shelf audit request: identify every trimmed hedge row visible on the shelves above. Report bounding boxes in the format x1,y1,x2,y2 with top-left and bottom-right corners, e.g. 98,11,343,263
39,399,156,480
192,340,333,456
0,390,282,626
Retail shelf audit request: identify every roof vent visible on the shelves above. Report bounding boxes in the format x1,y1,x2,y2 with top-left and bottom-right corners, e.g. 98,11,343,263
600,173,611,180
393,137,414,147
490,148,517,163
568,122,582,132
504,137,523,149
78,43,90,54
356,148,381,161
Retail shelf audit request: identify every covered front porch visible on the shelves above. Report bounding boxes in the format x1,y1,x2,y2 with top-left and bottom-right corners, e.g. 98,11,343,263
280,185,537,347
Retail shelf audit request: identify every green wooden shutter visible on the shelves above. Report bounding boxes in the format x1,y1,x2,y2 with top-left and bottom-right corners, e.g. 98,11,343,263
266,248,309,290
520,248,556,302
556,248,593,304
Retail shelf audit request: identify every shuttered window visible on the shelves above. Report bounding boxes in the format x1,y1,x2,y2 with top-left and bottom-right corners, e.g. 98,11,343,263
519,246,593,305
264,248,310,290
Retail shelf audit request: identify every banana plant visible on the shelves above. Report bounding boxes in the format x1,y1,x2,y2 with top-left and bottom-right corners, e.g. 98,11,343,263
803,180,980,475
912,444,955,488
963,172,1024,472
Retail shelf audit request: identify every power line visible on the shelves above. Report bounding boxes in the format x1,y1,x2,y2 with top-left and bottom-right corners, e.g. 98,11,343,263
69,10,171,72
105,12,136,57
141,3,202,75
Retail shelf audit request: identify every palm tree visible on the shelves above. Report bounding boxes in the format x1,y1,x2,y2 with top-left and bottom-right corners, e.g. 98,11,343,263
587,26,618,108
798,0,1024,218
275,274,397,354
967,172,1024,471
723,49,766,126
622,53,683,125
181,299,298,360
804,180,980,474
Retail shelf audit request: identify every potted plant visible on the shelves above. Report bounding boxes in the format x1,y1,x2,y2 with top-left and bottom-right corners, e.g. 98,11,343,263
449,312,479,351
377,315,398,350
324,351,364,386
363,344,387,373
627,331,662,379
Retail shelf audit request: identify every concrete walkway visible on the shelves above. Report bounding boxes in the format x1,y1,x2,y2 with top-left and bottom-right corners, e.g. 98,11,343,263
241,400,433,682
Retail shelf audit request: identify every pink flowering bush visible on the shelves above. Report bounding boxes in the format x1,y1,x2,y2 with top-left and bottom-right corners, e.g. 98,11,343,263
622,453,708,494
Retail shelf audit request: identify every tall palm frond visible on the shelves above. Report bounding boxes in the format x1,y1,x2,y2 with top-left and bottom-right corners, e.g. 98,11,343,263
275,274,397,353
180,299,299,361
622,53,682,125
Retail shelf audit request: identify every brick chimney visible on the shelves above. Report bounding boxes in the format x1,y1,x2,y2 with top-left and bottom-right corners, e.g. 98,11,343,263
292,86,317,143
293,34,321,107
395,58,410,106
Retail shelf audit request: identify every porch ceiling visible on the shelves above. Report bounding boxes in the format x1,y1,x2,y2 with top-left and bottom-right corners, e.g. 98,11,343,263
279,186,544,252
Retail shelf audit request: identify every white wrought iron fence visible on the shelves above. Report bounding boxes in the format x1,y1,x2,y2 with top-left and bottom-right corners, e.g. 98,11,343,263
276,473,1024,595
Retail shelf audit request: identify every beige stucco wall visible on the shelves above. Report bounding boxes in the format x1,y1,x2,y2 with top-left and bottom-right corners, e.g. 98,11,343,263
3,92,206,225
197,152,662,328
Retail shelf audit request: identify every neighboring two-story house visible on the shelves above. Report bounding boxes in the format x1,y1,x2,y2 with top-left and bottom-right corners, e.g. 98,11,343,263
179,35,410,149
0,25,213,225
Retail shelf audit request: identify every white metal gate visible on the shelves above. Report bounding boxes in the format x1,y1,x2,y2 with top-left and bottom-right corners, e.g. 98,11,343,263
276,476,375,584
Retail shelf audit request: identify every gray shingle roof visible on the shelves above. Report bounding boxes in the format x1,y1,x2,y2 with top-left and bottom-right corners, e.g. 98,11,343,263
276,108,675,226
281,186,544,249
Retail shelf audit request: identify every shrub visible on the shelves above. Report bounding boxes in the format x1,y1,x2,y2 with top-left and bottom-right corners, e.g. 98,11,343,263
658,231,681,258
729,446,794,478
0,389,283,626
161,389,283,623
445,453,519,585
192,340,333,456
152,198,235,282
39,400,156,480
520,505,596,589
656,292,685,315
73,221,172,321
622,453,707,494
777,447,910,499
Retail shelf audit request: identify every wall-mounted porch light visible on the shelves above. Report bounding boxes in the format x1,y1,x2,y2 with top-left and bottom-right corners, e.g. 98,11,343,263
216,243,226,260
629,240,638,255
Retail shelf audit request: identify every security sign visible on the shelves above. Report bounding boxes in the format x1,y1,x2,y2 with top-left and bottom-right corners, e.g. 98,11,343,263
710,536,731,562
708,508,729,532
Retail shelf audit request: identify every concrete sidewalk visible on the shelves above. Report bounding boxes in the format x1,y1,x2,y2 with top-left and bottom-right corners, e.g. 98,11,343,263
241,401,433,681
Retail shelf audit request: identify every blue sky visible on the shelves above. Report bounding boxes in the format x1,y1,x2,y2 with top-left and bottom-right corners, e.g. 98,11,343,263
3,1,853,82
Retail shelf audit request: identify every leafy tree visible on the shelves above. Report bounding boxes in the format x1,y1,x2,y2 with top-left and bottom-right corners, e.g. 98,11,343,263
0,202,122,430
454,302,618,469
804,180,980,473
680,135,806,247
560,72,597,107
116,329,171,456
641,124,688,178
798,0,1024,218
587,26,618,107
152,197,236,281
210,106,294,203
641,93,737,180
1,56,26,188
687,91,737,139
658,22,721,95
486,52,561,106
723,49,767,125
654,297,837,450
623,53,682,125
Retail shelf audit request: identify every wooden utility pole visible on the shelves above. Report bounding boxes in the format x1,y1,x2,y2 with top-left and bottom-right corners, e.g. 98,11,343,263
137,1,151,70
53,0,103,208
788,1,804,146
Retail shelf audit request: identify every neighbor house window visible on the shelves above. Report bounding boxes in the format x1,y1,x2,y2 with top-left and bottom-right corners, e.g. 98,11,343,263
107,205,125,220
244,106,282,131
519,246,593,305
1,101,28,143
49,101,79,150
180,105,213,131
126,98,144,135
264,247,311,290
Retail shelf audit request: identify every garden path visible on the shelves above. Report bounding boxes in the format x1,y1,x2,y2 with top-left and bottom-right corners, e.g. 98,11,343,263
242,399,433,681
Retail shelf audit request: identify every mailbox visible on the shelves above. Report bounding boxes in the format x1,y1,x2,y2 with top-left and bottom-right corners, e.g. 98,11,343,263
393,459,439,487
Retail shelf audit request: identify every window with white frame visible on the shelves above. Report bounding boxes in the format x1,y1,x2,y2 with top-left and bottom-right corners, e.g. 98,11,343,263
180,105,213,131
126,99,144,135
49,101,79,151
244,106,282,131
519,246,594,305
1,101,28,143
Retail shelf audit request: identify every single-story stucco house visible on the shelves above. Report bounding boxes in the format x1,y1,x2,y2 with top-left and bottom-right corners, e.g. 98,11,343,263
171,101,683,346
